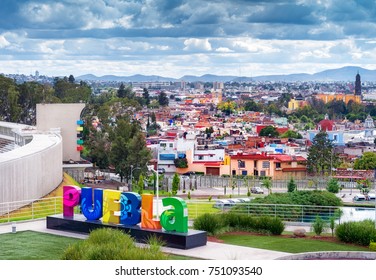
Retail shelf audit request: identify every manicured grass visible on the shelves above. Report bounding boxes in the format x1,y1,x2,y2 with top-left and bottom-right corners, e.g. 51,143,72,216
186,201,220,219
0,231,199,260
219,234,369,253
0,231,81,260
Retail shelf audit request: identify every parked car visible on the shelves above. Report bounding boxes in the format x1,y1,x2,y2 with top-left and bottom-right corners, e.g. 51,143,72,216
157,168,165,174
213,199,235,209
182,171,196,176
251,187,264,194
367,193,375,201
353,194,366,201
228,198,242,204
238,197,252,203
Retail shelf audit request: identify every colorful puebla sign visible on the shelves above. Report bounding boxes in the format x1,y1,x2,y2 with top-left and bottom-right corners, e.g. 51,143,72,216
63,185,188,233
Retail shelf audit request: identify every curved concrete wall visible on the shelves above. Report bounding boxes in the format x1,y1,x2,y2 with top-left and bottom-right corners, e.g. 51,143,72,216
0,122,63,208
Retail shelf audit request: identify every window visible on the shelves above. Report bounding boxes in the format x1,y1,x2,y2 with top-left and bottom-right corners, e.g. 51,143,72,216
198,155,204,160
262,161,270,169
333,134,338,143
260,171,266,176
275,162,281,168
238,160,245,168
169,143,173,148
242,170,248,176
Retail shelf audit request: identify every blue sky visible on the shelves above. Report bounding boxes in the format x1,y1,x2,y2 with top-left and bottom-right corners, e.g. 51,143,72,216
1,0,376,78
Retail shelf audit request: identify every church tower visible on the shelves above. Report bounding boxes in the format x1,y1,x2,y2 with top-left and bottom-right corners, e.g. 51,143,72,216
364,114,375,139
355,72,361,95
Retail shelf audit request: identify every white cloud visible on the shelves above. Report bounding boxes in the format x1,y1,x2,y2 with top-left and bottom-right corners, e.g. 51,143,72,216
232,39,278,54
215,47,233,53
0,35,10,48
183,38,212,51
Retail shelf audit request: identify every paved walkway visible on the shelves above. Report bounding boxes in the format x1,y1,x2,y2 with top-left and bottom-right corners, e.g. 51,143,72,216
0,219,291,260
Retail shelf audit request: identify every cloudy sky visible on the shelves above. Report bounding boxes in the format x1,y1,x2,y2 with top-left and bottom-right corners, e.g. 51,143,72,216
1,0,376,78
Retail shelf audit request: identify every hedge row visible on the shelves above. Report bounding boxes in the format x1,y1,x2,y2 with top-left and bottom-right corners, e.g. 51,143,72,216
193,212,285,236
335,219,376,246
251,190,342,206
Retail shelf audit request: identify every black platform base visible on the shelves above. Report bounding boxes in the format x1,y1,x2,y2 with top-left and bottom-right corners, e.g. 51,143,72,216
46,214,207,250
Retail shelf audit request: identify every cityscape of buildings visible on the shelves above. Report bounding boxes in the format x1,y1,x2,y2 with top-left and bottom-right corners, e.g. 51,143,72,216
1,69,376,184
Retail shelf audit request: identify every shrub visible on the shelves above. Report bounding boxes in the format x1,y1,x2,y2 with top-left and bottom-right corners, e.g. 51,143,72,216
171,173,180,196
193,213,223,236
326,178,340,193
370,242,376,252
311,215,327,236
254,216,285,235
251,190,342,206
174,157,188,168
329,216,336,237
61,228,167,260
220,213,284,235
335,220,376,246
287,178,297,192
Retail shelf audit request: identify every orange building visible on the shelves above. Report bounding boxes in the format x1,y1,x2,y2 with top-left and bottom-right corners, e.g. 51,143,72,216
315,93,361,104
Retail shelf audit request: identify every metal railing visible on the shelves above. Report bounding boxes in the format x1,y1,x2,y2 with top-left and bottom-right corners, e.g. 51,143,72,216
0,197,373,225
0,197,62,224
185,200,375,223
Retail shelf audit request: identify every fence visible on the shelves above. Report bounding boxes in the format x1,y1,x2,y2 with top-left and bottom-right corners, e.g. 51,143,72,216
0,197,62,224
185,200,344,221
1,197,373,225
159,175,331,193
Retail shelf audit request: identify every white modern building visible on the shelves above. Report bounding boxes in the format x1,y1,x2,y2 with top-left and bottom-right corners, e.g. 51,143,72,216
0,121,62,213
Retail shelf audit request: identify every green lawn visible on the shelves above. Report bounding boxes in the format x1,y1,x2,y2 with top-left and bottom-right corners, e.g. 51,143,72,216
219,234,369,253
0,231,80,260
186,201,220,219
0,231,198,260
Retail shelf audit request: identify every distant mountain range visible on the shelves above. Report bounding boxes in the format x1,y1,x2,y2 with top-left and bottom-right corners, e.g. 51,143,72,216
77,66,376,83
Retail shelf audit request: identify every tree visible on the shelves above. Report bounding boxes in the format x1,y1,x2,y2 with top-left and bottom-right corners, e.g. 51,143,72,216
326,178,340,193
354,152,376,170
174,157,188,168
109,117,151,182
117,83,126,98
244,100,261,112
287,178,297,192
259,126,279,137
68,74,75,83
280,130,302,139
86,130,110,169
217,101,236,115
158,91,169,106
261,178,273,194
172,173,180,196
53,77,91,103
117,83,133,99
307,131,338,175
0,76,22,122
142,88,150,105
137,174,144,195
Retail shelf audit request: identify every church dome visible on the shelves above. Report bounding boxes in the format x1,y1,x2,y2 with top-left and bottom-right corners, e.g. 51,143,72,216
317,114,336,131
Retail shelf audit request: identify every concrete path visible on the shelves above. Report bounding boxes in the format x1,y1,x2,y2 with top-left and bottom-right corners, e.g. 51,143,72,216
0,219,291,260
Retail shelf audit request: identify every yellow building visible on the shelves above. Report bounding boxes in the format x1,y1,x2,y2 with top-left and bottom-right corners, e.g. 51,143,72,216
288,98,308,111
